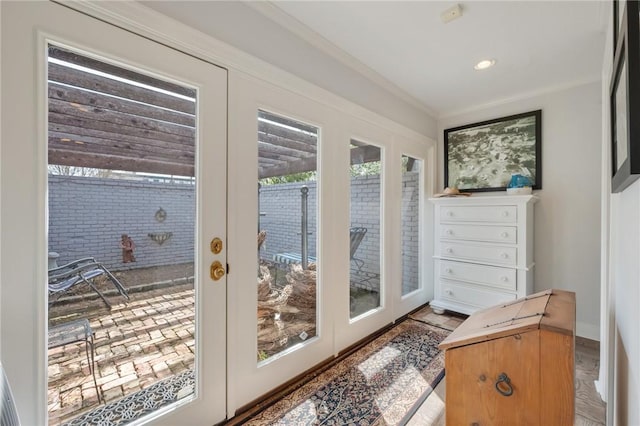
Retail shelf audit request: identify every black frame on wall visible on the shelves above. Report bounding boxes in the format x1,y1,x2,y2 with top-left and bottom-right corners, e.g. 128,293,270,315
611,0,640,193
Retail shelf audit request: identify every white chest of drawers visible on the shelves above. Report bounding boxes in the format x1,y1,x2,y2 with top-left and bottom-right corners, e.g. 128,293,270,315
429,195,538,315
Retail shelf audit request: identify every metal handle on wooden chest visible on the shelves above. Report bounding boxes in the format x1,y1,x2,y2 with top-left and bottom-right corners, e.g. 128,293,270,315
495,372,513,397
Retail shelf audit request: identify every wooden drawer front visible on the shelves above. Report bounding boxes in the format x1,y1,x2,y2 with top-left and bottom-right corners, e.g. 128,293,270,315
440,224,517,244
440,205,517,223
440,260,516,291
439,279,517,309
440,242,517,266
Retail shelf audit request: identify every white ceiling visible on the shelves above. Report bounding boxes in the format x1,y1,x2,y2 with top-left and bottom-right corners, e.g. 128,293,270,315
145,1,608,118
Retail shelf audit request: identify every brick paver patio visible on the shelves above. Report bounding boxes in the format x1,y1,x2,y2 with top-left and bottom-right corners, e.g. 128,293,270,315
48,281,195,425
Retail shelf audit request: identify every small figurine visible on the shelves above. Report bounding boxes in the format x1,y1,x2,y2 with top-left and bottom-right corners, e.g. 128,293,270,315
120,234,136,263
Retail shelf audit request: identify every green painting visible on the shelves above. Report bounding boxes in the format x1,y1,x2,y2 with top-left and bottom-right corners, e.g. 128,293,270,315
445,110,541,191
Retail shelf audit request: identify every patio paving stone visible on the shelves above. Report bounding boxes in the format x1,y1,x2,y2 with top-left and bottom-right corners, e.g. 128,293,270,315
48,281,195,425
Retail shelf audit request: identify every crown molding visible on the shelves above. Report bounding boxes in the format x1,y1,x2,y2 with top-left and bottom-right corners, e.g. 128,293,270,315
438,76,602,121
53,0,434,144
246,1,438,118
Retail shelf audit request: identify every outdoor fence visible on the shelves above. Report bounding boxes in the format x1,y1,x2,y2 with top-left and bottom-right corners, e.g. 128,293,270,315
49,173,420,292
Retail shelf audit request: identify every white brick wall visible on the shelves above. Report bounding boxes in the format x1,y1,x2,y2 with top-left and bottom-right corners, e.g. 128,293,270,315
49,175,194,271
49,173,420,286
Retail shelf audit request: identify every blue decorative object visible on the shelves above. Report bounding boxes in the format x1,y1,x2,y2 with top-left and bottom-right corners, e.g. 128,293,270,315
508,174,532,188
507,174,533,194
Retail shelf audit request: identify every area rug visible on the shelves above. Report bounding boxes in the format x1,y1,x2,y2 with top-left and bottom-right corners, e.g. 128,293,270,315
61,369,195,426
244,319,449,425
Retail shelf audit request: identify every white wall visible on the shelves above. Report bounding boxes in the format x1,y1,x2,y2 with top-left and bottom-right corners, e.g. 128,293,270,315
601,3,640,423
437,81,602,340
143,1,437,140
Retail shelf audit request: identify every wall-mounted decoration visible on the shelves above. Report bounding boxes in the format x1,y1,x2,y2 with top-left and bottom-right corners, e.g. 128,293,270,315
610,0,640,193
120,234,136,263
148,232,173,245
154,207,167,222
444,110,542,192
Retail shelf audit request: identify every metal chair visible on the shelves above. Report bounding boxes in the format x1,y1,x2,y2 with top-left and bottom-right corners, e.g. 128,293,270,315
348,227,367,272
48,257,129,309
0,361,20,426
48,318,102,404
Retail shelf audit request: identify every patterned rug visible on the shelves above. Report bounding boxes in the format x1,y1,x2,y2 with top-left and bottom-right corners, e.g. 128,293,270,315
244,319,449,425
62,369,195,426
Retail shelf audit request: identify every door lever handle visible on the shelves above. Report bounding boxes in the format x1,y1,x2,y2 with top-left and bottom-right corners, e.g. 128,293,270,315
210,261,225,281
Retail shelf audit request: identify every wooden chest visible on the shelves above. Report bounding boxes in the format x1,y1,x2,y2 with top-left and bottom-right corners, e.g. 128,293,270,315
439,289,575,425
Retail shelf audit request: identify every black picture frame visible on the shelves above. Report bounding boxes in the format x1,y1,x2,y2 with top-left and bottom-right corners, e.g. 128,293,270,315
444,110,542,192
610,0,640,193
614,0,624,56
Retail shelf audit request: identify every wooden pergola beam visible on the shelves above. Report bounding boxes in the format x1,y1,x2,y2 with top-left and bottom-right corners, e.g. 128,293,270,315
49,63,195,114
49,46,196,98
49,83,195,127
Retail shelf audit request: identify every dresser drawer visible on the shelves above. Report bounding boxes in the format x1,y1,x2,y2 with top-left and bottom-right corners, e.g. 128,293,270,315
440,260,516,291
440,242,517,266
440,224,517,244
440,205,517,224
439,279,517,309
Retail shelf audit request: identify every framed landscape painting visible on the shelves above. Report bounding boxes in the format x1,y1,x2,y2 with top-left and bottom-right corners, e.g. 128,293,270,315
444,110,542,192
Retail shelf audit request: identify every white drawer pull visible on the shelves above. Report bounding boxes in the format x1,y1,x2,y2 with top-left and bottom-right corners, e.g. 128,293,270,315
500,276,509,282
445,247,453,254
500,252,509,259
500,232,508,238
445,229,453,236
446,210,453,217
445,289,453,296
445,268,453,274
502,210,509,217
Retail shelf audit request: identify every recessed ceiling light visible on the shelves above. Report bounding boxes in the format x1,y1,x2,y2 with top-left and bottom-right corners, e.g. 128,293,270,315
474,59,496,70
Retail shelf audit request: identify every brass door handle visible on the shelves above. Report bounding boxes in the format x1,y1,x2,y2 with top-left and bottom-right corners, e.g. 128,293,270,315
210,237,223,254
210,261,225,281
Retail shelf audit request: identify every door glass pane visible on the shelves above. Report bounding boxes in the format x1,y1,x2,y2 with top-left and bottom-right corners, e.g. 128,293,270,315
257,110,319,362
47,45,197,424
402,155,422,295
349,140,381,318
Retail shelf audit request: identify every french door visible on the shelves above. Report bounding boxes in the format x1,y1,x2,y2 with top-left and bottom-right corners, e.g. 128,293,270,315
227,73,431,409
1,2,226,425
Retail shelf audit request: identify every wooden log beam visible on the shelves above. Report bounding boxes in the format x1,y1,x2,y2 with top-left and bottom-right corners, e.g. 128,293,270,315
49,83,195,127
49,134,194,165
48,63,195,114
258,142,315,161
259,146,380,179
258,132,317,154
49,98,194,139
259,157,317,179
258,121,316,147
350,145,381,165
49,46,196,98
406,157,416,172
49,124,194,154
49,112,195,146
49,149,194,176
258,110,318,135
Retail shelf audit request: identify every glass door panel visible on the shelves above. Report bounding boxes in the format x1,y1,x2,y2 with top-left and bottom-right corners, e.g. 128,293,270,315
256,110,319,361
349,140,382,318
46,44,200,425
33,11,228,420
401,155,423,296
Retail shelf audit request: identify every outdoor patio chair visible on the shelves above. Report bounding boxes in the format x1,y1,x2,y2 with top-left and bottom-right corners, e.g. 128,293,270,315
273,227,367,271
48,257,129,309
349,227,367,272
0,361,19,426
